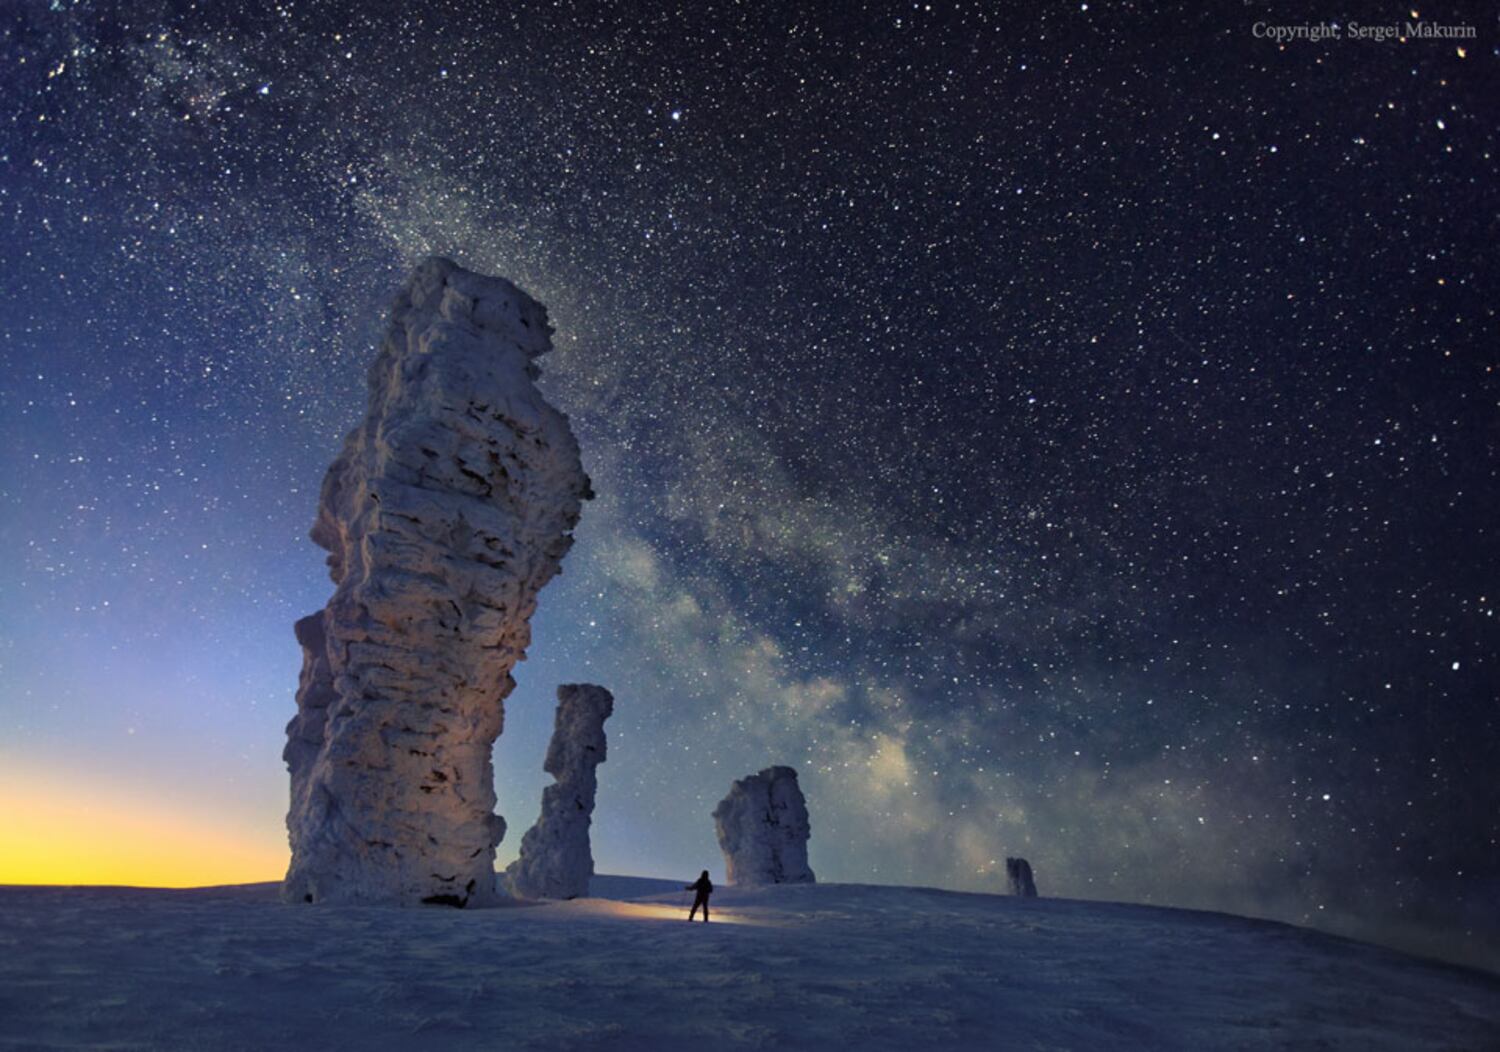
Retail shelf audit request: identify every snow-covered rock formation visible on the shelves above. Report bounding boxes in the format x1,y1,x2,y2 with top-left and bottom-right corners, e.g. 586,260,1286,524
282,257,592,908
1007,857,1038,897
713,766,816,885
505,684,615,899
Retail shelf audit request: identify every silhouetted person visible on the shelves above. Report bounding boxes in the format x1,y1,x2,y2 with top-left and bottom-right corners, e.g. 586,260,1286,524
686,870,713,922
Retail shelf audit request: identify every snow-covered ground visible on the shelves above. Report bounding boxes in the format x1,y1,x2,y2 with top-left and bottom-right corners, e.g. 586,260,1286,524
2,876,1496,1050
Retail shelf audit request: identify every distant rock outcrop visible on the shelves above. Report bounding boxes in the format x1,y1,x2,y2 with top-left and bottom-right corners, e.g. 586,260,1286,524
505,684,615,899
282,257,592,908
713,766,815,885
1006,857,1038,897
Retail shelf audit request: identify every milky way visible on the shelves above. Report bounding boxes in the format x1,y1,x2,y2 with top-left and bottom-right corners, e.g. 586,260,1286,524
1,2,1496,967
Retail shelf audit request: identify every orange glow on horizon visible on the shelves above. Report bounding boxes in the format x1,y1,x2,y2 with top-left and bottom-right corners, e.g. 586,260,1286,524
0,763,288,888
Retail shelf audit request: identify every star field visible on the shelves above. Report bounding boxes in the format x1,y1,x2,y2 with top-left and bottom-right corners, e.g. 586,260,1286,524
1,2,1496,967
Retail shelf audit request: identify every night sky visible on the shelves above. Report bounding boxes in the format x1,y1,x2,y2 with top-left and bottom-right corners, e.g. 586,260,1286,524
2,2,1496,968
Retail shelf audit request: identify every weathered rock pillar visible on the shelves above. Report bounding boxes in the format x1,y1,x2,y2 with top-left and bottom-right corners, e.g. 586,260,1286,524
1006,857,1038,897
283,257,592,907
505,683,615,899
713,766,815,885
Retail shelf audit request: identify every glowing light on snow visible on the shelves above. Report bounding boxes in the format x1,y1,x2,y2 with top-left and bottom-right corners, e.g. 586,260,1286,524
553,900,762,926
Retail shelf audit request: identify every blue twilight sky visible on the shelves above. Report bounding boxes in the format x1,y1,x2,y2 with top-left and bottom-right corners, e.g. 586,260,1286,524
1,1,1497,968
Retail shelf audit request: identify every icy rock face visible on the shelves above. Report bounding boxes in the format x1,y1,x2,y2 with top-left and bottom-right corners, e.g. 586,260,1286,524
713,766,816,885
505,684,615,899
282,257,592,908
1006,857,1038,897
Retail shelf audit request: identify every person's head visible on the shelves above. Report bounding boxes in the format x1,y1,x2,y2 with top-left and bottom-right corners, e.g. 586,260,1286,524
700,870,709,879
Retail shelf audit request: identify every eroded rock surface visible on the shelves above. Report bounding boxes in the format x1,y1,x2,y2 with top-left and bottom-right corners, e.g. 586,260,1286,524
1006,857,1038,897
505,683,615,899
713,766,816,885
282,257,591,907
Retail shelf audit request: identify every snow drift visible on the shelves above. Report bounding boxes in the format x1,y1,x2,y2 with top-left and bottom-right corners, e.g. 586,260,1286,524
2,879,1495,1050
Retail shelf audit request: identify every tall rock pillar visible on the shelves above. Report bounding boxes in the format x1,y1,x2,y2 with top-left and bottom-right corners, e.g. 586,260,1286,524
505,683,615,899
282,257,592,907
713,766,816,885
